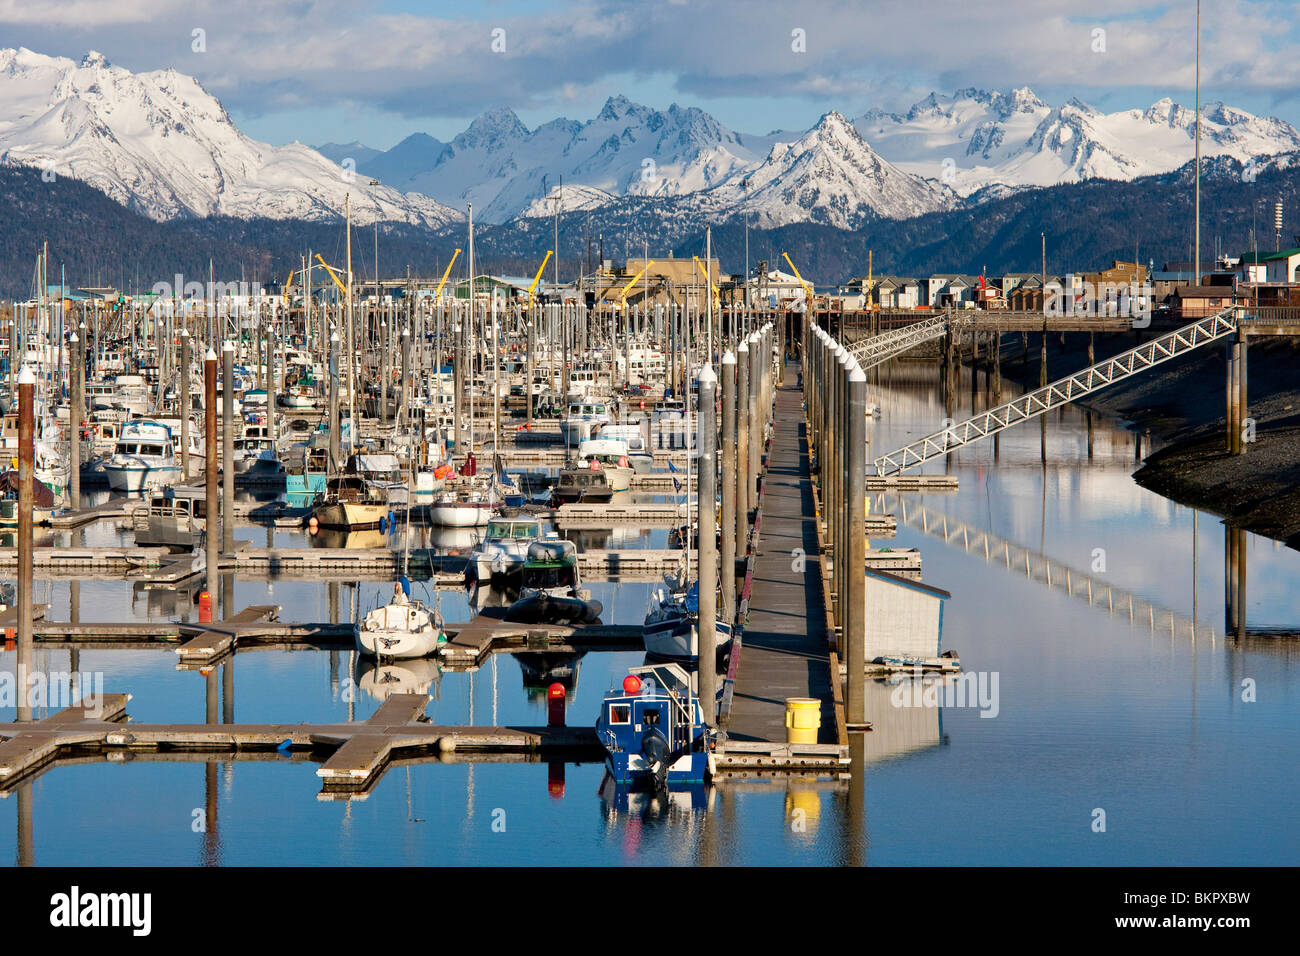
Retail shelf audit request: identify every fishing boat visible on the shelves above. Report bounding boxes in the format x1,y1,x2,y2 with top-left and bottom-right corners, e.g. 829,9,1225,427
103,420,182,492
230,417,283,476
596,663,714,789
575,437,633,492
550,464,614,505
559,400,613,447
285,446,329,508
355,579,447,660
643,578,733,663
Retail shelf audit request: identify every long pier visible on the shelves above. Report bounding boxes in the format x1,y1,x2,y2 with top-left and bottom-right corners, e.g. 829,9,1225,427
717,356,849,770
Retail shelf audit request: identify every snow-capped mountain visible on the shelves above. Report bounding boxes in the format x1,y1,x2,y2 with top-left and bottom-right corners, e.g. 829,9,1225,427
0,48,462,228
699,111,953,227
352,96,792,222
855,87,1300,196
2,46,1297,233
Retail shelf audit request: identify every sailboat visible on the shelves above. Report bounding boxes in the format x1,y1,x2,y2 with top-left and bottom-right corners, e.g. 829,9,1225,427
355,494,447,660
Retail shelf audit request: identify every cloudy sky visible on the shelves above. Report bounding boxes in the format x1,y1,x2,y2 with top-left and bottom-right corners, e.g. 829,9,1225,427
1,0,1298,148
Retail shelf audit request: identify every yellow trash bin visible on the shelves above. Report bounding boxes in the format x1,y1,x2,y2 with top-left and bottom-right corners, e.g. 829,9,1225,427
785,698,821,745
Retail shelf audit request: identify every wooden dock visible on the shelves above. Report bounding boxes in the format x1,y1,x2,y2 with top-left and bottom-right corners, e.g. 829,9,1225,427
0,694,602,799
717,360,849,769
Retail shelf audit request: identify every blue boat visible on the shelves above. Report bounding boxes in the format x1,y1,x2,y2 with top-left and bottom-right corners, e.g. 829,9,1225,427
595,663,715,789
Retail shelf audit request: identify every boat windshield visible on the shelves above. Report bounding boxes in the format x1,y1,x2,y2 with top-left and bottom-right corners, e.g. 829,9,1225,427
486,520,539,539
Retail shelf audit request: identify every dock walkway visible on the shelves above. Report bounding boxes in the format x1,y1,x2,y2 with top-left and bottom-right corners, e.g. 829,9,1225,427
723,359,840,752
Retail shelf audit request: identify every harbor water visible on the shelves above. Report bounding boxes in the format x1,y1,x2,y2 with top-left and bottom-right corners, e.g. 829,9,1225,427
1,360,1297,865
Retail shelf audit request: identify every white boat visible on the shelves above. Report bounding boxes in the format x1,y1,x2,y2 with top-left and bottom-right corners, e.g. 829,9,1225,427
355,584,447,660
466,515,546,586
428,480,499,528
104,420,182,492
559,400,613,447
575,437,633,491
230,420,283,475
643,579,733,663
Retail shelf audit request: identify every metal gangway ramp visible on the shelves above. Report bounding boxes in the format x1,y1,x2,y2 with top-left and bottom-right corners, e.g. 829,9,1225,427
873,308,1239,476
846,312,953,368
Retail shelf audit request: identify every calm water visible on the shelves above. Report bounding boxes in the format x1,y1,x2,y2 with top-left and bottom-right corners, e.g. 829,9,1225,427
1,360,1297,865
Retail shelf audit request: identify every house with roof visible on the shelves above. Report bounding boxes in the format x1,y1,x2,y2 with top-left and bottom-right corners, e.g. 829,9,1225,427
927,274,976,309
1264,243,1300,283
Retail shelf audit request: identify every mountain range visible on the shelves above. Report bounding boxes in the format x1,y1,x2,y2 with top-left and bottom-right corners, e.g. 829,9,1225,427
1,47,1297,237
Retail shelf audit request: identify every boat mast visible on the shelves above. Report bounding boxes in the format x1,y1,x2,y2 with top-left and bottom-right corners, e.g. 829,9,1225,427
345,195,356,460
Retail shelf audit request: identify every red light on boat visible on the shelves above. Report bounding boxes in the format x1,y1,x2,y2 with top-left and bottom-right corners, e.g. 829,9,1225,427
622,675,642,694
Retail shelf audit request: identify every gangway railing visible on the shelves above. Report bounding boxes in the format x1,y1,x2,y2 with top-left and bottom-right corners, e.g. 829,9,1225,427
873,308,1239,475
846,312,952,368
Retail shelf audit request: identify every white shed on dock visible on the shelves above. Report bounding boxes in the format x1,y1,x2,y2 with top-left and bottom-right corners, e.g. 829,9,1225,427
865,568,949,660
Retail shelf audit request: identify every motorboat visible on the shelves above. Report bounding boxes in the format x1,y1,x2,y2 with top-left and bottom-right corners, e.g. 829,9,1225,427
642,578,733,663
559,400,613,447
575,437,633,492
465,515,546,588
103,420,182,492
596,663,714,789
550,465,614,506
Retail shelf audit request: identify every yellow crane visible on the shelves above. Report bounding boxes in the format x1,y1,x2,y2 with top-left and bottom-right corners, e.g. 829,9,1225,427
434,248,461,300
314,254,348,295
526,250,553,310
616,260,655,308
692,255,721,305
782,251,815,307
283,269,294,307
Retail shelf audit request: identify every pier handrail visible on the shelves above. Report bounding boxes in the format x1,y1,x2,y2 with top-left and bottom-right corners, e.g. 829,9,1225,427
873,307,1239,476
845,312,952,366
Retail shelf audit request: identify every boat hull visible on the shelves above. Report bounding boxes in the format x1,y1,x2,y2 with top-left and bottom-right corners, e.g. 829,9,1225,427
105,462,182,493
355,624,445,660
314,500,389,530
429,500,493,527
604,751,709,786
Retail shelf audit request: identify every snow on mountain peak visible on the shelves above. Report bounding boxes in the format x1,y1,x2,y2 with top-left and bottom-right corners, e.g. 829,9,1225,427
0,47,462,228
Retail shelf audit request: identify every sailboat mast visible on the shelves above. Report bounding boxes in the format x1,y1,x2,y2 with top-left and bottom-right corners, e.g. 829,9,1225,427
345,194,355,455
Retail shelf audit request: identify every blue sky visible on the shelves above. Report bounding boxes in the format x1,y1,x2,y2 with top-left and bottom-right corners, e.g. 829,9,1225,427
2,0,1299,149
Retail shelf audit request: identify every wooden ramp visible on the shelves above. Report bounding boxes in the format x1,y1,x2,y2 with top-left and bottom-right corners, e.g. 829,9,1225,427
719,359,846,764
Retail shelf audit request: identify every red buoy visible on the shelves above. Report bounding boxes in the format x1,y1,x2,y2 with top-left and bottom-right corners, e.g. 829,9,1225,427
198,590,213,623
547,682,566,726
622,674,642,695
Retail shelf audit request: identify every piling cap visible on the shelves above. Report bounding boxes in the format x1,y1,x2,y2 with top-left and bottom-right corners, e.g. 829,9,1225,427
849,360,866,382
69,332,78,343
222,340,235,353
17,365,34,386
330,331,339,342
698,364,717,384
401,327,409,337
737,339,749,353
722,349,735,366
205,348,217,361
180,327,189,337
